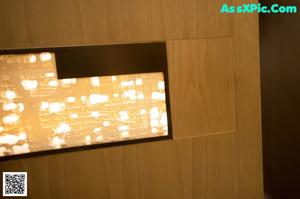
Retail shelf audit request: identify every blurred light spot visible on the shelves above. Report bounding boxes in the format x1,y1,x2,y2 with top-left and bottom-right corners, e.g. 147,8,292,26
89,94,108,105
4,90,16,100
118,125,129,131
150,107,159,119
91,111,100,118
140,109,147,115
66,96,76,103
158,81,165,90
13,143,30,154
45,72,55,77
18,103,24,112
93,127,101,133
103,121,110,127
151,128,158,134
0,134,19,145
70,113,79,119
85,135,92,145
2,114,19,125
90,77,100,87
121,80,134,87
136,78,143,85
54,122,71,134
48,80,59,87
121,131,129,138
51,136,65,148
21,79,38,91
40,52,52,62
29,55,37,63
3,102,17,111
151,92,165,100
119,111,129,120
48,102,65,113
40,102,49,111
160,112,168,126
137,93,144,100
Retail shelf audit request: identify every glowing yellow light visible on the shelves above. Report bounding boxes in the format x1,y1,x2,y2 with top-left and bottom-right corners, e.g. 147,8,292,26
3,102,18,111
18,103,24,112
40,52,52,62
13,143,30,154
48,80,59,87
0,52,169,157
45,72,55,77
40,102,49,111
0,147,6,156
118,125,129,131
91,111,100,118
93,127,101,133
103,121,110,127
90,77,100,87
150,107,159,119
51,136,65,148
158,81,165,90
61,78,76,85
81,96,87,103
66,96,76,103
96,135,103,142
54,122,71,134
124,89,136,100
2,114,19,125
140,109,147,115
135,78,143,85
4,90,16,100
0,134,20,145
151,92,165,100
85,135,92,145
121,80,134,87
151,119,159,127
151,128,158,134
70,113,79,119
121,131,129,138
160,112,168,126
89,94,108,105
21,79,38,91
119,111,129,120
111,76,117,81
48,102,65,113
29,55,37,63
18,132,27,140
137,93,144,100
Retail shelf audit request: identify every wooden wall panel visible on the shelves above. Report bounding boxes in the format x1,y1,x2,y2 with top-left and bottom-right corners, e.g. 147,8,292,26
168,38,236,138
0,133,237,199
0,0,263,198
232,0,264,198
0,0,232,48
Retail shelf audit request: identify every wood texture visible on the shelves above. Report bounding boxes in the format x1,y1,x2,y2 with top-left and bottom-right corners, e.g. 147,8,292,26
0,132,237,199
168,38,236,138
0,0,263,198
232,0,264,198
0,0,232,48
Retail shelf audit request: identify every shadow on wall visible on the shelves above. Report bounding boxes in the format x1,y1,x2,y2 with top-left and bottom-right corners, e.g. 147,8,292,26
260,0,300,199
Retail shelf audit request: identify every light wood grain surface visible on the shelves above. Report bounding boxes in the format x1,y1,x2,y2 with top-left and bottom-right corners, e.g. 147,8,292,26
168,38,236,138
0,0,232,48
0,0,263,198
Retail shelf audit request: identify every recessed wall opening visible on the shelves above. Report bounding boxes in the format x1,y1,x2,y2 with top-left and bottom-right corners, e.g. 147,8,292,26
0,42,172,160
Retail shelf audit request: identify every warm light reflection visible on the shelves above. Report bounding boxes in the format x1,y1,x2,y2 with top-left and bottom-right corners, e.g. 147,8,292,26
0,52,168,157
